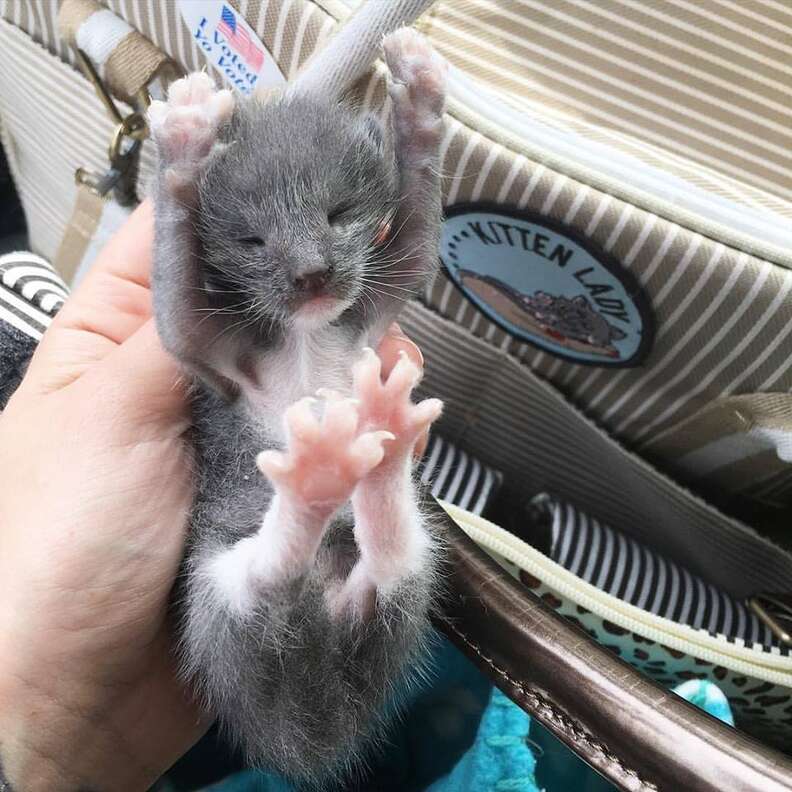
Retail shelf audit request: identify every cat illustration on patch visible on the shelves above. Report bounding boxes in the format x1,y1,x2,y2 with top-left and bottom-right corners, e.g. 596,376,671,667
458,270,627,359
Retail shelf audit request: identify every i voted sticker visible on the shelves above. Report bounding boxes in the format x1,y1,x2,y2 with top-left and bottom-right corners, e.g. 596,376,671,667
178,1,285,96
441,205,653,367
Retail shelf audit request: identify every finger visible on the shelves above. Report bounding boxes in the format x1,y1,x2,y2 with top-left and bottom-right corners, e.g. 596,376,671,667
383,350,421,401
284,397,321,449
414,429,429,459
377,322,423,379
257,450,293,481
25,202,156,392
349,431,394,478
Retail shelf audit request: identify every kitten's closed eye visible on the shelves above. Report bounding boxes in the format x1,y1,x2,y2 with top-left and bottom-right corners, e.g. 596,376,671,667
328,205,353,226
239,236,265,246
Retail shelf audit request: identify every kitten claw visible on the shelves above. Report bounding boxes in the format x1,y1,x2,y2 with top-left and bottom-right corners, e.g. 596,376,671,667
353,346,384,394
256,449,293,479
349,431,393,477
353,346,441,466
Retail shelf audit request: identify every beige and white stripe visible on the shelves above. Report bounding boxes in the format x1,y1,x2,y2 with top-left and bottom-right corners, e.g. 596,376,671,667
431,117,792,492
420,0,792,215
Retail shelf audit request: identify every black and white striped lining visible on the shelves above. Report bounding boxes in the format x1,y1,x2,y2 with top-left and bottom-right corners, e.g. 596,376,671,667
0,251,67,336
533,494,787,654
417,434,503,515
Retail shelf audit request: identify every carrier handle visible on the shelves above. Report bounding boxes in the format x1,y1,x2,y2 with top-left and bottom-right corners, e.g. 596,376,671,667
289,0,436,99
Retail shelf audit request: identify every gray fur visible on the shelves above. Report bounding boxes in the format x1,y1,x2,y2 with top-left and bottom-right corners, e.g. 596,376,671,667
150,39,445,786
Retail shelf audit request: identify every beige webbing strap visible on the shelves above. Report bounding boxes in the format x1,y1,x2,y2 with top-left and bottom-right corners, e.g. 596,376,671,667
288,0,437,100
54,2,179,283
53,184,106,284
58,0,180,105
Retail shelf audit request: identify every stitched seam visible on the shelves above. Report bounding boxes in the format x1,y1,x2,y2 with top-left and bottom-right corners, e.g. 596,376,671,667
444,620,659,792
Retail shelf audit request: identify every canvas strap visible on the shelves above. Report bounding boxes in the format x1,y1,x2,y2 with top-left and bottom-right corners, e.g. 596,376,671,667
52,184,136,286
637,393,792,514
58,0,179,105
289,0,437,99
53,185,106,284
53,2,179,282
643,394,792,467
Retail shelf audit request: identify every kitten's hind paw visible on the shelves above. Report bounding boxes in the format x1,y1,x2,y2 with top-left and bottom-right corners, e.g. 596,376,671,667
353,347,442,468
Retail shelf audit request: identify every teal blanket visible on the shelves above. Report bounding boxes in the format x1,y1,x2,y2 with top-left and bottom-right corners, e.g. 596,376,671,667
199,637,734,792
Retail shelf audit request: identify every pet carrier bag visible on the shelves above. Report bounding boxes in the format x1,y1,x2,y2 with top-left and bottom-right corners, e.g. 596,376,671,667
2,1,792,789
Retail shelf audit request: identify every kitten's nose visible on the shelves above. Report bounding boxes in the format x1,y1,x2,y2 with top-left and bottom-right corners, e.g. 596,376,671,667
292,261,331,293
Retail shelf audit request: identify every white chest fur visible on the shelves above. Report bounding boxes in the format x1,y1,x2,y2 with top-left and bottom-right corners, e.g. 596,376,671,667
244,325,367,442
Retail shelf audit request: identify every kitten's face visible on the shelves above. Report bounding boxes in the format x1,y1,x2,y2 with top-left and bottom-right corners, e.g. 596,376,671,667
196,97,399,328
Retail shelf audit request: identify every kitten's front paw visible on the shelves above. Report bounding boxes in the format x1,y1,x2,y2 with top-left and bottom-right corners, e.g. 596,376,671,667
257,396,392,513
383,28,447,152
353,347,442,467
148,72,234,186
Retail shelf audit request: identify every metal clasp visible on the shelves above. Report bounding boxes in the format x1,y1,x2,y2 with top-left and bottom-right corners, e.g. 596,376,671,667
74,47,151,131
73,47,149,203
749,594,792,646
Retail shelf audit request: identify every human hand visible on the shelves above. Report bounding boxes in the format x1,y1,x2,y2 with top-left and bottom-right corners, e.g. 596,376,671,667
0,201,200,791
0,200,425,791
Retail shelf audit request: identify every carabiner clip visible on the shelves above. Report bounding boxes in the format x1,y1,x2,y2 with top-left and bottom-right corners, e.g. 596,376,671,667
72,47,148,205
74,47,150,138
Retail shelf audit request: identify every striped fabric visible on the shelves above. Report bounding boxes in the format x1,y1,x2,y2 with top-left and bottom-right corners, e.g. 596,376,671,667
0,251,64,409
417,433,503,514
0,252,64,339
1,0,337,85
7,2,791,241
416,0,792,213
532,494,786,654
401,298,792,599
0,251,67,316
423,121,792,506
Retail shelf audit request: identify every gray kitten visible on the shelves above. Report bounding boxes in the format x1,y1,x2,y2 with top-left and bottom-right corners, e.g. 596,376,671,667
148,30,447,784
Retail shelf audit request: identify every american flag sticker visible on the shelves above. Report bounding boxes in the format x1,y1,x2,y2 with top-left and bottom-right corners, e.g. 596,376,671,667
217,5,264,71
179,0,285,96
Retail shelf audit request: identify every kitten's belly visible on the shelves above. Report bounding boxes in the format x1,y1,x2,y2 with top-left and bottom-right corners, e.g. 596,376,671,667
189,326,368,542
245,332,363,443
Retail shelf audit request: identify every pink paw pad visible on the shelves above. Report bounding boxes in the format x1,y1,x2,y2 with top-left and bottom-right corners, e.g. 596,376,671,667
383,28,447,121
257,396,392,511
353,347,442,463
148,72,234,167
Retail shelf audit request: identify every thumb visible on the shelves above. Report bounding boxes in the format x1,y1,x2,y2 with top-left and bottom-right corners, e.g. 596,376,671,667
83,319,191,438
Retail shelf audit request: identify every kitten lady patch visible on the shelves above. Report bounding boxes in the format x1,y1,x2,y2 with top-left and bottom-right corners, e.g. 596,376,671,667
440,205,654,367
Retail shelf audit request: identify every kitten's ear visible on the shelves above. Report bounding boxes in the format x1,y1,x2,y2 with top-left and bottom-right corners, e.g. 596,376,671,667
362,113,385,154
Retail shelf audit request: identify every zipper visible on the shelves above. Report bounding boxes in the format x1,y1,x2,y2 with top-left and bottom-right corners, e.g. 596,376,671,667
440,500,792,685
